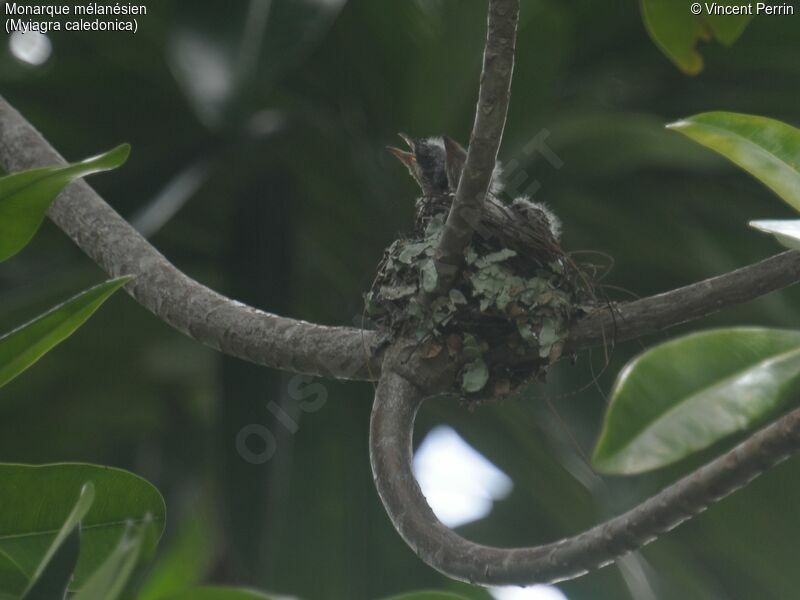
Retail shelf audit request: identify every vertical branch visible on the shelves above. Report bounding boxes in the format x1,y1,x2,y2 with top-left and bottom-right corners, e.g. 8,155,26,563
432,0,520,293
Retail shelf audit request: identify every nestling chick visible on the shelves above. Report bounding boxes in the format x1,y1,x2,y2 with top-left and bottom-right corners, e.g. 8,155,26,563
373,134,589,396
388,134,561,241
387,134,451,197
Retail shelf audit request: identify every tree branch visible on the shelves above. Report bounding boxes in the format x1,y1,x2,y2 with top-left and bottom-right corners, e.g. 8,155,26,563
480,250,800,368
5,71,800,589
2,94,800,385
432,0,520,292
565,250,800,352
371,349,800,586
0,95,379,381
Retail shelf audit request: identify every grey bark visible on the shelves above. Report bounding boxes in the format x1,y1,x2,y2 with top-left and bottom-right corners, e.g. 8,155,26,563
565,250,800,353
0,95,379,381
2,0,800,588
1,95,799,383
432,0,520,292
3,68,800,593
371,343,800,585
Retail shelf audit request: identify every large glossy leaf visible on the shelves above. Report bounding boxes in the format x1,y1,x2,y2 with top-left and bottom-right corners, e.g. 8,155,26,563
640,0,752,75
668,112,800,212
0,464,165,589
593,328,800,474
72,519,155,600
21,528,80,600
0,144,129,262
161,588,278,600
749,220,800,250
0,277,131,390
0,550,28,599
21,483,94,599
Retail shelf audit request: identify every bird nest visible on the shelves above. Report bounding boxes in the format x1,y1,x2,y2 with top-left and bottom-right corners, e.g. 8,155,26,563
366,135,597,398
366,199,595,399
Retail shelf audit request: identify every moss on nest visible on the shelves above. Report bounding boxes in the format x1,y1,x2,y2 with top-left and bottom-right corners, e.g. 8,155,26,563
366,211,595,398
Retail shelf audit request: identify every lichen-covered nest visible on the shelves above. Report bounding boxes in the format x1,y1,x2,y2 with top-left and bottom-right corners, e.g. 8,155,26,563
366,209,595,398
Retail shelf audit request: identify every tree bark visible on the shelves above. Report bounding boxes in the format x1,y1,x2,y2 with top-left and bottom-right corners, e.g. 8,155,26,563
0,95,379,381
433,0,521,292
371,343,800,585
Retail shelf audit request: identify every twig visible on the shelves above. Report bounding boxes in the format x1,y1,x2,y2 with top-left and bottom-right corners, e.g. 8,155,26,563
431,0,520,294
371,358,800,586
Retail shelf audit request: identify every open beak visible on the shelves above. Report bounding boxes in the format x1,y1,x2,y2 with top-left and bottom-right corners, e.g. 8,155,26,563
397,132,414,148
387,133,416,169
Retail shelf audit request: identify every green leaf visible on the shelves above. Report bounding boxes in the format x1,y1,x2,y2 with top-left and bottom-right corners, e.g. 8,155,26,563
0,464,165,589
398,242,430,264
539,319,558,358
462,334,482,360
640,0,752,75
0,277,131,390
448,289,467,305
593,328,800,474
420,259,438,294
749,220,800,250
0,550,28,598
159,587,279,600
461,358,489,393
380,593,471,600
0,144,130,262
136,513,214,600
72,518,155,600
703,5,753,46
21,483,94,599
667,112,800,212
22,528,80,600
474,248,516,268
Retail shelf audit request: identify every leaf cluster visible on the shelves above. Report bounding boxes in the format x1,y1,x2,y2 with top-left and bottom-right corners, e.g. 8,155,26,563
594,112,800,474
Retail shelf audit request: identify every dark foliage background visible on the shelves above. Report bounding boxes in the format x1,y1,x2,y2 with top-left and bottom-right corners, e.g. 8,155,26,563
1,1,800,598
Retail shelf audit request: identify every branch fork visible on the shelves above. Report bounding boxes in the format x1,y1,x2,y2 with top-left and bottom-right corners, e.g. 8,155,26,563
2,0,800,588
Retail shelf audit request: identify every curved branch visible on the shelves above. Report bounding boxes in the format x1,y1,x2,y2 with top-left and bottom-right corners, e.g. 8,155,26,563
433,0,520,291
6,80,800,587
2,95,800,384
371,356,800,586
0,95,380,380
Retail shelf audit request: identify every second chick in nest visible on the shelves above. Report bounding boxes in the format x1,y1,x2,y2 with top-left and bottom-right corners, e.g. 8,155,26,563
388,134,562,263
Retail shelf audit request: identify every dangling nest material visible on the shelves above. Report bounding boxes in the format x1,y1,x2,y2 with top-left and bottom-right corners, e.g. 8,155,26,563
366,193,597,399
